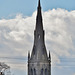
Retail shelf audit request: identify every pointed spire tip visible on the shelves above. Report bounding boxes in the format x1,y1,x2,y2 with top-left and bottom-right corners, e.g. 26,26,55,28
38,0,41,8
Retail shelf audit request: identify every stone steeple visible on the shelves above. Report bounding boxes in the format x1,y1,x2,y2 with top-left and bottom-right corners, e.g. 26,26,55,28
28,0,51,75
31,0,48,61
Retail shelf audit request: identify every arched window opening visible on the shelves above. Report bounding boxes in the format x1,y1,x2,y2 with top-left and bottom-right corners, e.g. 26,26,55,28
31,69,33,75
45,69,47,75
34,68,36,75
41,68,43,75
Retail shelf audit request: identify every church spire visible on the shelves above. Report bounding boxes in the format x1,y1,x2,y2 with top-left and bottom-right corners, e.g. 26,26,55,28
28,0,51,75
31,0,48,60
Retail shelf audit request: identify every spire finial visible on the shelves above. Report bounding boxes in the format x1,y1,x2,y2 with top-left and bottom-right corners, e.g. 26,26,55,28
38,0,41,8
35,0,43,30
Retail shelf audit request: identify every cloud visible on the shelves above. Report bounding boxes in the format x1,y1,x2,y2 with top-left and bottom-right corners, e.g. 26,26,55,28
0,8,75,71
43,8,75,64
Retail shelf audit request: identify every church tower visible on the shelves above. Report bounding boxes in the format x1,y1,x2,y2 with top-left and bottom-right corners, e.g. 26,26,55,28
28,0,51,75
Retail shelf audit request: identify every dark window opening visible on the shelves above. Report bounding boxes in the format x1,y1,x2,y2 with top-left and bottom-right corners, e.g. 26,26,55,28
41,68,43,75
45,69,47,75
34,68,36,75
31,69,33,75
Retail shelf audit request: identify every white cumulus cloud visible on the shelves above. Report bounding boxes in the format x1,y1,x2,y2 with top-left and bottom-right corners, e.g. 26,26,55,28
0,8,75,69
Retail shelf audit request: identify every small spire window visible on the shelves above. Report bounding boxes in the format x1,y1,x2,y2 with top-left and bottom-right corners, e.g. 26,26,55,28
39,35,40,39
38,34,40,39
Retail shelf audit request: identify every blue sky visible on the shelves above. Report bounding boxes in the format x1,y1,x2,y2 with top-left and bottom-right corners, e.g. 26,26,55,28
0,0,75,75
0,0,75,18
